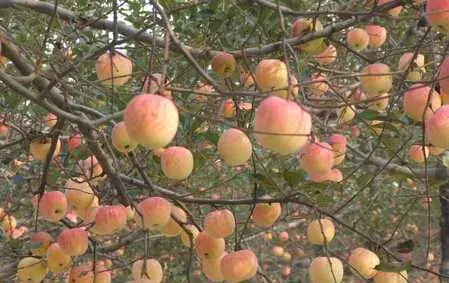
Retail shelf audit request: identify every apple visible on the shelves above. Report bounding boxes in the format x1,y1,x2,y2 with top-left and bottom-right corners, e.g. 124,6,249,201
403,84,441,121
211,52,236,78
408,144,429,163
251,202,282,227
426,0,449,34
336,105,356,125
96,50,132,86
348,247,380,279
279,231,289,241
299,142,334,174
77,155,105,181
368,93,389,111
439,57,449,95
201,252,227,282
309,257,344,283
221,249,258,282
398,52,426,81
16,257,48,283
58,227,88,256
65,178,95,212
29,138,61,161
309,73,329,97
159,205,187,237
291,18,326,54
359,63,393,96
219,98,237,118
273,246,285,257
195,231,225,260
373,270,408,283
124,94,179,149
254,96,312,155
377,0,403,17
45,113,57,128
328,133,347,165
365,25,387,48
217,128,252,166
195,81,215,101
46,242,71,273
240,72,256,89
92,205,127,235
30,231,54,256
180,224,200,248
426,105,449,149
68,134,83,151
314,44,337,65
38,190,67,222
309,168,343,183
307,218,335,245
132,258,163,283
134,197,172,230
204,209,235,238
160,146,194,180
347,28,370,51
111,121,137,153
255,59,289,98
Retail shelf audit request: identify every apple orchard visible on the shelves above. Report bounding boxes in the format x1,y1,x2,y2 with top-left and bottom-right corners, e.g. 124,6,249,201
4,0,449,282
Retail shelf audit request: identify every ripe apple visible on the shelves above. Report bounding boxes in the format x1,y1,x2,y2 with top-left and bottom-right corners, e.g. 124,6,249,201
211,52,236,78
368,93,389,111
309,257,344,283
29,138,61,162
426,105,449,149
365,25,387,48
201,252,227,282
124,94,179,149
92,205,127,235
160,146,194,180
299,142,334,174
46,242,71,273
240,72,256,89
307,218,335,245
180,224,200,248
309,168,343,183
204,209,235,238
251,202,282,227
398,52,426,81
30,231,54,256
255,59,289,98
219,98,236,118
254,96,312,155
291,18,326,54
359,63,393,96
426,0,449,33
134,197,172,230
373,270,408,283
159,205,187,237
65,178,95,212
111,121,137,153
16,257,48,283
348,247,380,279
58,227,88,256
309,73,329,97
77,155,105,181
195,231,225,260
38,190,67,222
132,258,163,283
314,44,337,65
96,50,132,86
328,133,347,165
45,113,57,128
408,144,429,163
221,249,258,283
403,84,441,121
68,134,82,151
217,128,252,166
376,0,403,17
347,28,370,51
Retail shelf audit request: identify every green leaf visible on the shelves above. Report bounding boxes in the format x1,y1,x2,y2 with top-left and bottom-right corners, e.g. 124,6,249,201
375,262,412,273
359,109,381,121
282,171,304,187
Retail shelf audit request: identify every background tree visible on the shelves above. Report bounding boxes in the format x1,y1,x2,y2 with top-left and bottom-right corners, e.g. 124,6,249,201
1,0,449,282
